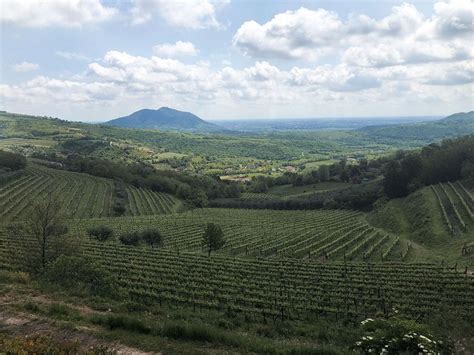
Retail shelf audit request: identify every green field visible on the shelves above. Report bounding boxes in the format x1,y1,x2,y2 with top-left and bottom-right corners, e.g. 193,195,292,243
68,208,402,261
1,112,473,353
0,164,181,221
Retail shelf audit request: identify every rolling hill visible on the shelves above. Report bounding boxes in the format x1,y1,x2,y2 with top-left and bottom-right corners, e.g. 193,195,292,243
360,111,474,141
105,107,222,132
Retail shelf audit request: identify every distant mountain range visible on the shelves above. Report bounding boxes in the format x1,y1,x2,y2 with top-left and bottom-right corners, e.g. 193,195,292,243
360,111,474,141
99,107,473,138
104,107,222,132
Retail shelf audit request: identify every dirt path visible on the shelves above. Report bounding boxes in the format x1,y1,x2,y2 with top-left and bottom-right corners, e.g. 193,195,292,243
0,310,156,354
0,287,157,355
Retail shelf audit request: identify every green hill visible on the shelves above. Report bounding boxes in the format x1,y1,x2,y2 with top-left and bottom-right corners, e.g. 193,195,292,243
368,183,474,264
0,163,181,221
361,111,474,142
105,107,222,132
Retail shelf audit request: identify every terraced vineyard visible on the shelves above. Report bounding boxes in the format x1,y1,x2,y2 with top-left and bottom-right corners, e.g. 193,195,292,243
71,208,400,261
126,186,181,215
432,182,473,235
1,234,472,323
0,165,180,221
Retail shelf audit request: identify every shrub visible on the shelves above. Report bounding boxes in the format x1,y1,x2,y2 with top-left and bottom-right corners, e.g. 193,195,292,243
91,314,151,334
141,228,163,248
119,232,141,246
113,204,126,216
352,316,453,354
0,150,27,171
44,255,118,297
88,225,114,242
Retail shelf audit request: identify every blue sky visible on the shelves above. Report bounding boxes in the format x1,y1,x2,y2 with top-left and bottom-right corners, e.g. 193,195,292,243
1,0,472,121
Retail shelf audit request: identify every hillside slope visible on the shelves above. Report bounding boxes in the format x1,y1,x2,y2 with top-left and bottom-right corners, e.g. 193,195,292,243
361,111,474,141
105,107,221,132
0,163,181,221
368,184,474,264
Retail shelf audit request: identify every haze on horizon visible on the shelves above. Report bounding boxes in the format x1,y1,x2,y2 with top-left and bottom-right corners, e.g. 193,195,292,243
1,0,473,122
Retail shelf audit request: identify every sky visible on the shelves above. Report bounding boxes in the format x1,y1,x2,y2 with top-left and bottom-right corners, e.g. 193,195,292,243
0,0,473,122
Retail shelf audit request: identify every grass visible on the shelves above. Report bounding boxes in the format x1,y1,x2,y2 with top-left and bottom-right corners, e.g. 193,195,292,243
368,185,474,265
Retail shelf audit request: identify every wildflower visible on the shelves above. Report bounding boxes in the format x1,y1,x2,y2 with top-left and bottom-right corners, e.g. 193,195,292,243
419,335,432,342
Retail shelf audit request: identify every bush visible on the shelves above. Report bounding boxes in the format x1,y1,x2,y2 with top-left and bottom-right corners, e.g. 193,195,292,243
352,316,454,354
0,150,27,171
141,228,163,248
113,204,126,216
119,232,141,246
91,314,151,334
88,225,114,242
44,255,118,297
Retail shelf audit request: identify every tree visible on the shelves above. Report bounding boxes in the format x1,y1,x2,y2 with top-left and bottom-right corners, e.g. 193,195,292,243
119,232,141,246
88,225,114,242
202,223,225,256
383,161,409,198
0,150,27,171
141,228,163,248
29,196,68,269
318,165,330,182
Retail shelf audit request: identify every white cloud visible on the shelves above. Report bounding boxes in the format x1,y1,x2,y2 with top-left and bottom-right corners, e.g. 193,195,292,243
233,8,342,60
4,47,470,115
1,1,473,120
0,0,117,27
433,0,474,37
55,51,90,61
153,41,198,57
233,0,474,66
130,0,229,28
12,62,39,72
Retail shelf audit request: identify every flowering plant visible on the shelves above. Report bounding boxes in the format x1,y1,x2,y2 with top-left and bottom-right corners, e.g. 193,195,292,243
352,316,453,354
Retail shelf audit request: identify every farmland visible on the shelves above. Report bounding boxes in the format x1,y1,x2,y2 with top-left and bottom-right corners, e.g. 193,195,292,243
69,208,401,261
1,233,473,324
0,164,180,221
0,116,473,353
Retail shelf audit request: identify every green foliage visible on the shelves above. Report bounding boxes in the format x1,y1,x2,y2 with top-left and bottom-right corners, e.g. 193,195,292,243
88,225,115,242
202,222,225,256
141,228,163,248
353,316,453,354
0,149,27,171
119,231,142,246
384,135,474,198
91,314,151,334
44,255,118,297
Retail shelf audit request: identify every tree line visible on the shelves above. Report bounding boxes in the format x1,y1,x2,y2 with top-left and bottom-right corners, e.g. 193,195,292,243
383,135,473,198
31,150,241,207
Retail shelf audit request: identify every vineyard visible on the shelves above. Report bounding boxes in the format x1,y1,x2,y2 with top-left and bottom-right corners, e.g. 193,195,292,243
0,233,472,324
432,182,473,236
70,208,402,261
126,185,181,216
0,165,180,221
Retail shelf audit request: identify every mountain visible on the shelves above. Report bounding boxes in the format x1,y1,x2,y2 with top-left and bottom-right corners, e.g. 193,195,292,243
104,107,222,132
360,111,474,141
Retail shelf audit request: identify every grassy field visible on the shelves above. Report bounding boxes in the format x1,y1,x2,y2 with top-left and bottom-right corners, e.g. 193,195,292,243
368,184,474,265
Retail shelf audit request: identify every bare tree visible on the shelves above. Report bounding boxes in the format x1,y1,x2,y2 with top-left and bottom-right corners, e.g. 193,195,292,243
7,195,69,271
